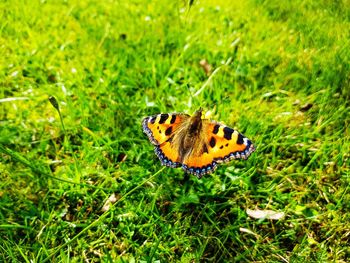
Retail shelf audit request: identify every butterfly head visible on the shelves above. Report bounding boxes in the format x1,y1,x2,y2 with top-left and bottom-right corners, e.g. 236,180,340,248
194,108,203,119
188,108,203,135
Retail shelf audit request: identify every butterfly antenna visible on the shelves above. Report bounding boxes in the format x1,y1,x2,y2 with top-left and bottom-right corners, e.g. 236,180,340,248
185,83,195,110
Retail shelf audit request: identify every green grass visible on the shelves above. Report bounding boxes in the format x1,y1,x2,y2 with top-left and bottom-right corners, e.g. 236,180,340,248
1,0,350,261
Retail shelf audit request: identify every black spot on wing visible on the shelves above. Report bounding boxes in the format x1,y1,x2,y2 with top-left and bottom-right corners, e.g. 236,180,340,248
237,133,244,145
150,116,156,124
213,124,220,134
209,137,216,148
223,127,234,140
159,114,169,124
170,114,176,124
165,126,173,136
202,144,209,153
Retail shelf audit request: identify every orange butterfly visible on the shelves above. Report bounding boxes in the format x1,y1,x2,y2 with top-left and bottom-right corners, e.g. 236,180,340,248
142,109,255,178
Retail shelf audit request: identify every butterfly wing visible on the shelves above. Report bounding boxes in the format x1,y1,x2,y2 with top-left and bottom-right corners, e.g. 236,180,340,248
182,121,255,178
142,113,190,167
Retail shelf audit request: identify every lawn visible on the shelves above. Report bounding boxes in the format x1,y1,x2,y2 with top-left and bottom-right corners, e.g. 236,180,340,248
1,0,350,261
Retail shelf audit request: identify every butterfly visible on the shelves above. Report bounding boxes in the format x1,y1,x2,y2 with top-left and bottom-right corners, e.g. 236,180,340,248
142,109,255,178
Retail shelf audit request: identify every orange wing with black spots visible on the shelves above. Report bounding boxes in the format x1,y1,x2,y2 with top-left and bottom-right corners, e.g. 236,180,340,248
182,121,255,177
154,140,182,168
142,113,189,167
142,113,189,145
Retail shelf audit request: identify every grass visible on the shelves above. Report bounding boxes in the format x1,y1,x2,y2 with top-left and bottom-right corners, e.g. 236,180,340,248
1,0,350,261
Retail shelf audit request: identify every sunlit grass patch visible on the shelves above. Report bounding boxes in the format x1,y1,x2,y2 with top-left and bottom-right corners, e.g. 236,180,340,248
1,0,349,261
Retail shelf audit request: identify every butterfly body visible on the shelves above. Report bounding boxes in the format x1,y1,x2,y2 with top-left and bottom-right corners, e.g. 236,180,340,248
142,109,255,178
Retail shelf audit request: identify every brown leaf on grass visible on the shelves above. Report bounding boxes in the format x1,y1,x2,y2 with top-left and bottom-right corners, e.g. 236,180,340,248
300,103,313,112
114,153,127,169
117,153,127,163
199,59,212,76
101,193,117,212
246,208,285,220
